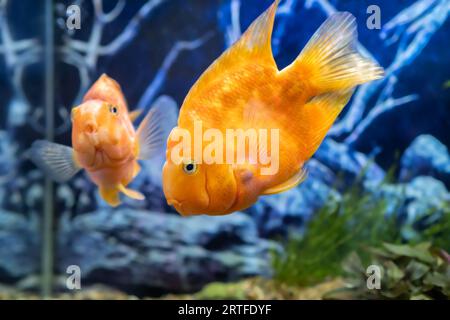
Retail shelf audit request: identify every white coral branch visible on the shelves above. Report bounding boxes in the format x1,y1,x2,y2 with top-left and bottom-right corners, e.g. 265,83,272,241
137,32,214,111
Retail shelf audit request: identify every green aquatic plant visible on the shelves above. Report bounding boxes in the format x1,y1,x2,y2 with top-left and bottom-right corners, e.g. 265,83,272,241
443,80,450,89
415,203,450,252
272,181,402,287
194,282,248,300
272,160,450,289
326,242,450,300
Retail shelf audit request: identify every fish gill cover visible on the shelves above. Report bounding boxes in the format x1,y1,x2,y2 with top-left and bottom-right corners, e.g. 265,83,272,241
0,0,449,299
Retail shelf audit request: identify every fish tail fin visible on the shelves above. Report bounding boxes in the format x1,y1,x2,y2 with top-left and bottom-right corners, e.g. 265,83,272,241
286,12,384,94
298,90,354,159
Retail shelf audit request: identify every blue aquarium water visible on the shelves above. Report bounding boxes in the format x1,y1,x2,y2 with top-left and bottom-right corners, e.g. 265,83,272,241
0,0,449,299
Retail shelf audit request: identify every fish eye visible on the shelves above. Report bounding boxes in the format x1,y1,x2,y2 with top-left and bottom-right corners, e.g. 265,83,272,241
182,161,198,175
109,105,118,115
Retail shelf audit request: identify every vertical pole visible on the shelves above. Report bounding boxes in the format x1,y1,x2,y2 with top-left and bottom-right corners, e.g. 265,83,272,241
42,0,54,298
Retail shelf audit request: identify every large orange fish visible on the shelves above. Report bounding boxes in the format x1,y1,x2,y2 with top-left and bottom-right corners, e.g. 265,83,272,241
162,1,384,216
31,74,175,206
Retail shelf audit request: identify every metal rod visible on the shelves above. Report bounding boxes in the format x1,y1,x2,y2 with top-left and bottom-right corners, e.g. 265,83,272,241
42,0,54,298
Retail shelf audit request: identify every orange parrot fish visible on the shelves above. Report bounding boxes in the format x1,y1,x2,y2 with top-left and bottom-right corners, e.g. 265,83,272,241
31,74,175,207
162,0,384,216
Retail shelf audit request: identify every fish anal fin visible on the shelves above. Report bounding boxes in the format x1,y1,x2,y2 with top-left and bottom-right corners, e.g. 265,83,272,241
262,168,307,195
99,187,121,207
118,184,145,201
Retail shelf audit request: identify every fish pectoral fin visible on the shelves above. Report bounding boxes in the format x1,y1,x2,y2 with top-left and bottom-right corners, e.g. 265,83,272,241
129,109,142,122
118,184,145,201
285,12,383,93
262,168,307,195
29,140,81,183
99,187,121,207
136,96,178,160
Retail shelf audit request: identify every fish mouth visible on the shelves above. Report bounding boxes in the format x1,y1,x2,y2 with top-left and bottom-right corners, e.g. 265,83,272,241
166,197,210,216
166,198,187,215
85,132,100,147
167,198,183,207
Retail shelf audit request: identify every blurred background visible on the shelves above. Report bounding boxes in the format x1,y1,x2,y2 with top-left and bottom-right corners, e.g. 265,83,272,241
0,0,449,299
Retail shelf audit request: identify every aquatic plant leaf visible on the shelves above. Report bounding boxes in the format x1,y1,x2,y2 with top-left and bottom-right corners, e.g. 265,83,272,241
322,287,362,300
342,252,365,275
331,242,450,300
385,261,405,282
380,281,409,299
382,243,434,263
423,272,449,289
405,260,430,281
410,294,432,300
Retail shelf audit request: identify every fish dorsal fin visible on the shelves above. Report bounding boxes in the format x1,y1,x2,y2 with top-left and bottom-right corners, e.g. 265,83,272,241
137,96,178,160
189,0,279,97
262,167,307,195
29,140,81,183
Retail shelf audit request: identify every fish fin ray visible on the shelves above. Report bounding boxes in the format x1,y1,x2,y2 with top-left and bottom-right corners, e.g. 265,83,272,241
118,184,145,201
137,96,178,160
99,187,121,207
286,12,383,93
129,109,142,122
29,140,81,183
235,0,278,62
189,1,279,97
262,168,307,195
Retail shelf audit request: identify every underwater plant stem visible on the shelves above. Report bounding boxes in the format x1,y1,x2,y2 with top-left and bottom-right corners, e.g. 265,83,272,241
41,0,55,298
